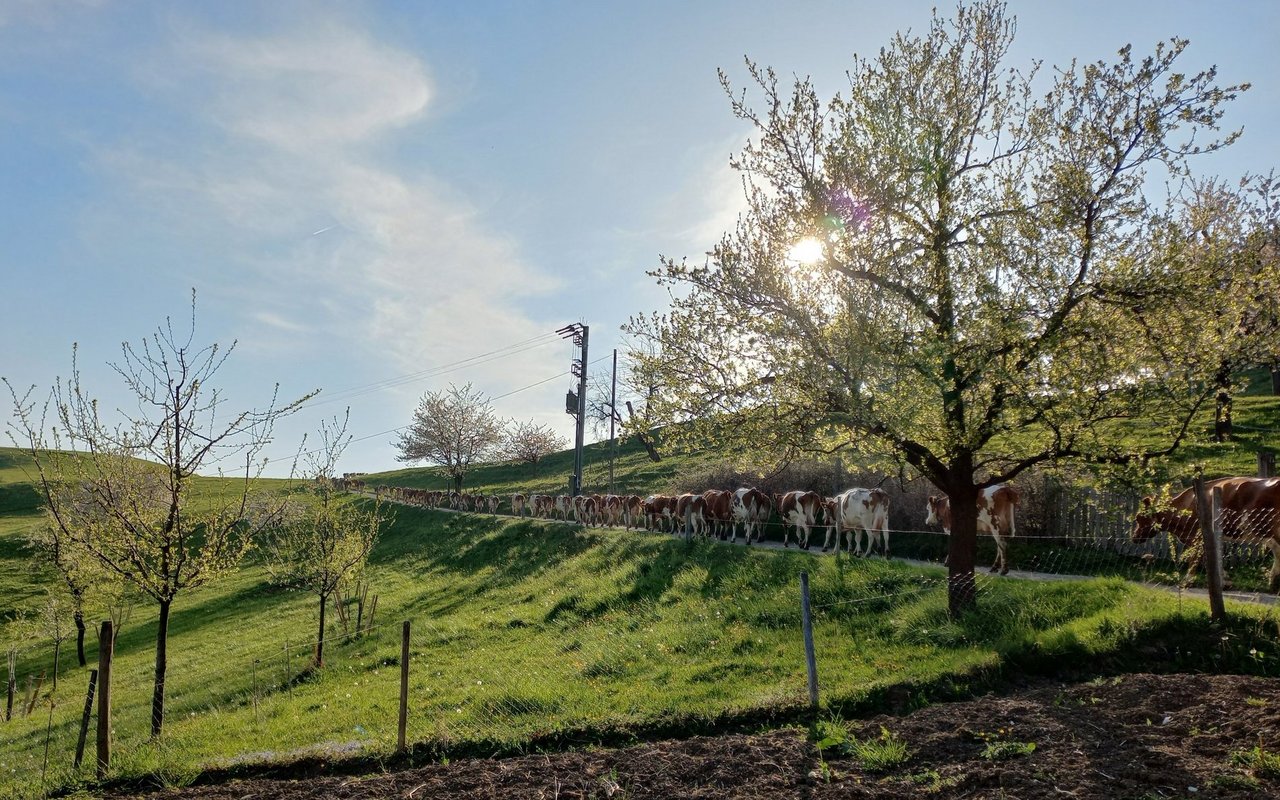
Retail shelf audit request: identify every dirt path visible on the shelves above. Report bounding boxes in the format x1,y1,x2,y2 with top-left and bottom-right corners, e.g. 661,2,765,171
117,673,1280,799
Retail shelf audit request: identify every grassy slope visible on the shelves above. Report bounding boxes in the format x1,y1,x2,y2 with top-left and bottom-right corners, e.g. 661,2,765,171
0,374,1276,795
3,484,1279,796
365,373,1280,500
364,433,714,498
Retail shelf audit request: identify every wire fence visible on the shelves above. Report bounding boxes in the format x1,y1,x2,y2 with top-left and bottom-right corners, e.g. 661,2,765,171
371,481,1280,598
3,479,1277,798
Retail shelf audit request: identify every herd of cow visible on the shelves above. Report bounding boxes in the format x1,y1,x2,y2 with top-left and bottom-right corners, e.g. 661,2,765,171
346,474,1280,590
357,480,1025,572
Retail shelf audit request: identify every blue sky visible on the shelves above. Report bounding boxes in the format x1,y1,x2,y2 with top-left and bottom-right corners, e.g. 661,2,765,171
2,1,1277,477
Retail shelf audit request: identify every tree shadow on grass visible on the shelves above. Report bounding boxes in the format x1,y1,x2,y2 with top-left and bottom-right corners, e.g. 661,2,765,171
369,508,604,589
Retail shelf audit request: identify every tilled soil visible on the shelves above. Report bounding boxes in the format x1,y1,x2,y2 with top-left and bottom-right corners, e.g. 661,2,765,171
122,673,1280,799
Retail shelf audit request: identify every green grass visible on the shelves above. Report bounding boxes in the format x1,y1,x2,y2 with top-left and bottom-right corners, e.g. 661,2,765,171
0,373,1278,798
3,495,1279,798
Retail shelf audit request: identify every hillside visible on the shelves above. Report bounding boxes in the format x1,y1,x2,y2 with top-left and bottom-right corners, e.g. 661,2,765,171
1,372,1278,798
364,374,1280,502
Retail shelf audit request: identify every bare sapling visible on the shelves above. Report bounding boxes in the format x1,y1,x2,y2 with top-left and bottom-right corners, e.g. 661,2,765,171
4,293,316,737
265,410,386,668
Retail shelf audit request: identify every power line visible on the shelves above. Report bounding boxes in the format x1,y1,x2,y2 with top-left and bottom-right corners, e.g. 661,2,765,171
273,354,613,466
302,333,562,409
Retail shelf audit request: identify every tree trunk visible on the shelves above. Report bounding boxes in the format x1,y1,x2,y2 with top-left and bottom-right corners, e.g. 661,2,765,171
150,599,171,738
1214,389,1233,442
946,483,980,617
315,591,328,668
1271,365,1280,396
625,401,662,462
74,610,86,668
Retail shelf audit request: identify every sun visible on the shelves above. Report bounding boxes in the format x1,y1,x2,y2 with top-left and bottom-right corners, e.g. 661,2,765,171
787,237,825,265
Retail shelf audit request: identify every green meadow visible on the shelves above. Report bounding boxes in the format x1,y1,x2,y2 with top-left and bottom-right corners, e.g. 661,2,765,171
0,374,1278,798
2,453,1279,797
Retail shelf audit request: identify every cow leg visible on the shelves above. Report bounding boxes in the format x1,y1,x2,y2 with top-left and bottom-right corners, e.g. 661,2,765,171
882,528,891,559
992,533,1009,575
1262,537,1280,592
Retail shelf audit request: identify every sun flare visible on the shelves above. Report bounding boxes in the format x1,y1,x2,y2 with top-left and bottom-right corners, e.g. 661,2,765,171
787,237,825,265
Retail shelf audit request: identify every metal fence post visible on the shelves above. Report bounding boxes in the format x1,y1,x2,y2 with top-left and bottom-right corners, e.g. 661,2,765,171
799,572,819,709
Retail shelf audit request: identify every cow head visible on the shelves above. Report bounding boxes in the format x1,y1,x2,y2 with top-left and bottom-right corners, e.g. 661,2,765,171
924,495,947,527
1130,496,1158,542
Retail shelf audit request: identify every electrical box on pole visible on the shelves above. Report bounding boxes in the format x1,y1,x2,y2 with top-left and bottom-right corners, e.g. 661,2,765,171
556,323,589,496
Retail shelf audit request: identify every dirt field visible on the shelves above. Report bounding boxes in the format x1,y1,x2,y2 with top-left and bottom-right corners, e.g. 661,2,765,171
121,673,1279,799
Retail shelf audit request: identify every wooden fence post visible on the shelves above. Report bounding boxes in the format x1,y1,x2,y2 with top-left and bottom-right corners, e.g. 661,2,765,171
1258,451,1275,479
74,669,98,769
397,620,410,753
1194,478,1227,623
5,648,13,722
799,572,819,709
96,621,113,780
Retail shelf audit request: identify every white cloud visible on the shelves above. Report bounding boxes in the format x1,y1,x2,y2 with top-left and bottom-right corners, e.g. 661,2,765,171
185,23,430,151
94,12,565,403
676,140,750,252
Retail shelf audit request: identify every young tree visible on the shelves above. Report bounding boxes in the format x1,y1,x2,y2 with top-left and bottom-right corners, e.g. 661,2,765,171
394,382,504,491
266,411,385,668
4,298,314,736
27,519,104,667
627,2,1275,614
502,419,568,477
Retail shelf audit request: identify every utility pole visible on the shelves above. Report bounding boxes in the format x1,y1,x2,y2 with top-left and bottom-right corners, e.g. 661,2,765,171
608,348,618,495
557,323,589,496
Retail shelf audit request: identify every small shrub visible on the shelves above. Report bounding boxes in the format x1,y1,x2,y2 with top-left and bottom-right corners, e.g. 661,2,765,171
971,727,1037,761
852,726,911,772
908,769,961,793
1231,744,1280,779
981,740,1037,761
1209,772,1261,791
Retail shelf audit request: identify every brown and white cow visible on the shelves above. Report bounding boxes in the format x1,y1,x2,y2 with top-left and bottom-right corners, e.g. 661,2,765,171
775,490,823,549
600,495,625,528
925,484,1020,575
486,495,500,514
1132,476,1280,591
531,494,555,519
701,490,734,539
731,487,773,544
643,494,676,532
675,493,707,537
823,488,891,556
511,493,527,517
553,495,573,521
622,495,644,529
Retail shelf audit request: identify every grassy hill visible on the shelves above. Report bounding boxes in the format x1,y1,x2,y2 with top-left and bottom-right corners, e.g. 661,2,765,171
364,370,1280,501
1,373,1277,797
2,453,1279,797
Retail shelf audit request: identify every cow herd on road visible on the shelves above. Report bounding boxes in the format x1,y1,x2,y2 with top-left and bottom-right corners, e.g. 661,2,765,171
353,481,1025,573
345,475,1280,590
